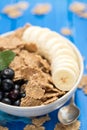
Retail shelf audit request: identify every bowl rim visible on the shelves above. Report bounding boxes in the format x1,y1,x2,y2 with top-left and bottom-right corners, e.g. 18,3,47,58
0,31,84,110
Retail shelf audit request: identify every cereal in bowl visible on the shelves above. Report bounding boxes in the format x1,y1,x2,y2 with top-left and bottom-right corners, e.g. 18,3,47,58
0,24,80,107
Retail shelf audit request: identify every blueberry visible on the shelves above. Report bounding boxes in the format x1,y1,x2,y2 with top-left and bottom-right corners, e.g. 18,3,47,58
0,78,1,85
14,84,20,90
0,91,3,101
20,91,26,98
1,79,14,92
1,98,11,105
14,79,28,86
13,100,20,106
0,79,2,91
4,92,9,98
1,68,14,80
9,89,20,100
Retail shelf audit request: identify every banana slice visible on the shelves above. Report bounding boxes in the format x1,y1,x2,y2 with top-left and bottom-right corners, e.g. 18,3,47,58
23,26,41,42
52,54,79,68
52,59,79,78
45,37,71,50
22,26,80,91
41,37,73,61
23,26,42,43
44,31,73,50
49,43,72,59
37,30,59,46
52,67,76,91
23,26,50,54
29,28,50,54
38,37,65,60
52,54,79,78
53,48,78,61
36,30,61,59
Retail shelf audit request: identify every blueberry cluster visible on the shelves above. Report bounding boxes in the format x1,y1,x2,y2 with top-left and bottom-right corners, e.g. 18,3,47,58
0,68,27,106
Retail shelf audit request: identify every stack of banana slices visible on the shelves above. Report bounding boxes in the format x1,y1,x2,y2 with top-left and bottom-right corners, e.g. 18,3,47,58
22,26,80,91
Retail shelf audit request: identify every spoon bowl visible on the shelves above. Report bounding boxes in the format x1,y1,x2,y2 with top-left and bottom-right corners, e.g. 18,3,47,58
58,96,80,125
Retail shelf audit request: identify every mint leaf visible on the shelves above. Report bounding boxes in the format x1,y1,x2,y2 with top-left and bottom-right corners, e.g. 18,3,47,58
0,50,16,71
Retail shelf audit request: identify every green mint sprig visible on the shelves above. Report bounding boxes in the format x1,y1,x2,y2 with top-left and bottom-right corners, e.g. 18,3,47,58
0,50,16,71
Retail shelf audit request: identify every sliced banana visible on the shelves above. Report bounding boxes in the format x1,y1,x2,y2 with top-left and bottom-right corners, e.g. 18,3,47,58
41,37,73,61
40,37,65,60
45,36,72,48
29,28,51,54
23,26,50,54
45,37,71,50
49,43,72,59
52,55,79,90
53,48,78,61
29,29,42,44
22,26,80,91
52,67,76,91
36,30,61,59
22,26,41,43
52,59,79,78
38,37,65,60
52,55,79,68
37,30,59,47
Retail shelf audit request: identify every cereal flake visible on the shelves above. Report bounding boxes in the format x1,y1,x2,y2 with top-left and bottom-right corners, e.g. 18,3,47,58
69,2,86,13
69,2,87,19
0,126,8,130
32,115,50,126
78,75,87,89
78,12,87,18
24,43,37,52
32,3,52,15
2,2,29,19
21,97,43,107
60,27,72,36
25,83,45,99
16,1,29,10
0,36,24,50
24,125,45,130
43,96,58,105
54,120,80,130
2,5,17,14
8,10,22,18
83,85,87,94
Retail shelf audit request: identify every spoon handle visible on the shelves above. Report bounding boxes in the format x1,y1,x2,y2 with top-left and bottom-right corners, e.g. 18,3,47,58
70,94,75,104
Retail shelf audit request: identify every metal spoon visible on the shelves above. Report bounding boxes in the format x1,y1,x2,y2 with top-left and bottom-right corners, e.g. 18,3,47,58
58,95,80,125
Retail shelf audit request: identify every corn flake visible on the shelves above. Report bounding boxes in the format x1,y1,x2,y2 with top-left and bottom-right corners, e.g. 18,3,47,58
32,3,52,15
32,115,50,126
54,120,80,130
83,85,87,94
43,96,58,105
16,1,29,10
78,75,87,88
24,125,45,130
60,27,72,36
21,97,43,107
24,43,37,52
69,2,86,13
25,83,45,99
2,1,29,18
0,126,8,130
69,2,87,19
79,12,87,18
8,10,22,18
